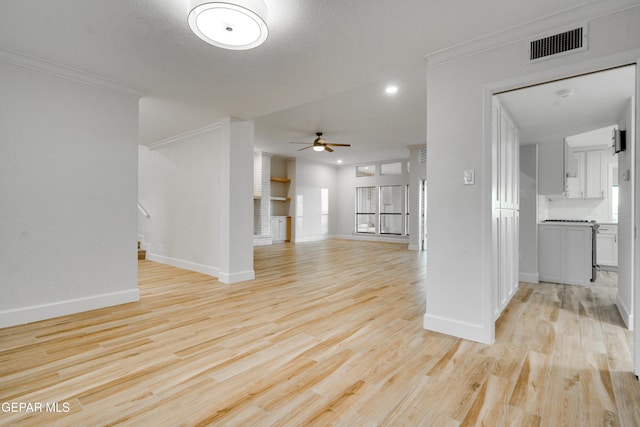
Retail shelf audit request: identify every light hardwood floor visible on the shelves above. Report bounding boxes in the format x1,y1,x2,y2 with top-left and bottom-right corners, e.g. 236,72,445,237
1,240,639,426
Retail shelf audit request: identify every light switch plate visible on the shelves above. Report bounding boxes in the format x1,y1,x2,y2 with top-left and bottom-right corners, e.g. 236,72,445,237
464,169,475,185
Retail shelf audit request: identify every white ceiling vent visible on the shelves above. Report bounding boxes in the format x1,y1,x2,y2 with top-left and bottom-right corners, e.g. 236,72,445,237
419,148,427,164
529,26,586,62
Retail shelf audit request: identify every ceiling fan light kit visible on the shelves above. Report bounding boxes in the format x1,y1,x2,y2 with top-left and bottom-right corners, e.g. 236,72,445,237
289,132,351,153
188,0,268,50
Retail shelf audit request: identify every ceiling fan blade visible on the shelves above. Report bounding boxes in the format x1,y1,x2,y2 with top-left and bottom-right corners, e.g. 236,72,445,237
325,146,334,152
298,145,313,151
326,143,351,147
289,141,312,144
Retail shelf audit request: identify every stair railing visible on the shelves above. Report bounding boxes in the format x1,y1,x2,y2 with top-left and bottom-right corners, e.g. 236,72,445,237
138,201,150,218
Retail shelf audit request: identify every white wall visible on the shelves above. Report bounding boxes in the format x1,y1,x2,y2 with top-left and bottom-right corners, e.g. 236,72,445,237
519,144,538,283
545,190,615,222
138,127,222,276
425,2,640,343
617,96,635,327
139,119,255,284
0,60,140,328
292,158,338,242
335,159,411,243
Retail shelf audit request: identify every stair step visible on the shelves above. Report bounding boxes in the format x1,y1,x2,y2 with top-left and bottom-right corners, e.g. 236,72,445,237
138,249,146,260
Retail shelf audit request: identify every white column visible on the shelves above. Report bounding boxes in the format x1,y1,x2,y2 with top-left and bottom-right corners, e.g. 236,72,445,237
218,117,255,284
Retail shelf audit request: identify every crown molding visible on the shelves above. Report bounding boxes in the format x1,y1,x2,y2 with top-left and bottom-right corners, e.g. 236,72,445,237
0,46,144,98
147,122,223,150
424,0,640,67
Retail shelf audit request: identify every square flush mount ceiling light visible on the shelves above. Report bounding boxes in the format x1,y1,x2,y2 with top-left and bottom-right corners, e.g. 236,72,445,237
188,0,268,50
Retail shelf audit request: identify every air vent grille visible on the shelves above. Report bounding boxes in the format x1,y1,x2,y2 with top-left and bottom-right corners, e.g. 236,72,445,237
530,27,584,61
419,148,427,164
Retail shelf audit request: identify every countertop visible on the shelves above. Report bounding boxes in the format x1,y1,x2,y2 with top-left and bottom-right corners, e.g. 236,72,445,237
538,221,596,227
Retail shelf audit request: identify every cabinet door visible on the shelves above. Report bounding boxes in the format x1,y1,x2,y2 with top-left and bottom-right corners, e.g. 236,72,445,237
272,217,287,242
499,111,518,209
562,227,591,285
566,151,586,199
539,226,563,283
497,210,519,315
271,217,280,240
585,150,604,199
597,233,617,266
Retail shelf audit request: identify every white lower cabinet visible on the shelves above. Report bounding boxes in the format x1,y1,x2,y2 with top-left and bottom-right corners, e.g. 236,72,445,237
539,224,592,286
597,224,618,267
271,216,290,243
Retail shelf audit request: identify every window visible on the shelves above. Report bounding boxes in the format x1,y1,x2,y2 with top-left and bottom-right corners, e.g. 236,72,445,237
380,162,402,176
356,187,376,233
611,185,619,223
379,185,403,235
356,165,376,177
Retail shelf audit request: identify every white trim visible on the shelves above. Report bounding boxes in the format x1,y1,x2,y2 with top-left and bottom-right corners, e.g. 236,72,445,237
148,122,222,150
333,234,410,244
0,46,143,98
408,244,420,251
0,289,140,329
424,0,639,67
519,272,540,284
617,293,634,330
294,235,330,243
147,253,219,278
217,270,256,284
423,313,494,345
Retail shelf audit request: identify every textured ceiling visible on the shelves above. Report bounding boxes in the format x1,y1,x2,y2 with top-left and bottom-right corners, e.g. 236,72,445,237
0,0,632,164
497,66,636,144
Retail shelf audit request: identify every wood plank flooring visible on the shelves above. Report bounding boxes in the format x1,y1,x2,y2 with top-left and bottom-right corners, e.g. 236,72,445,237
1,240,639,426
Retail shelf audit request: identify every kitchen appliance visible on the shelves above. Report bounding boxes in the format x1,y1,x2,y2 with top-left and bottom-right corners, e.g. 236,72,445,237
543,219,599,281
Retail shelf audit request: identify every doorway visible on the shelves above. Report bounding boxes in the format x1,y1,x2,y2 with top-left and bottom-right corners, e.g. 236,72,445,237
494,64,637,374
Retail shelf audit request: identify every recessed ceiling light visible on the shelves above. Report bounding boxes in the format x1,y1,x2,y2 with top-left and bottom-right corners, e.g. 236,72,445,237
337,159,343,164
385,85,398,95
188,0,268,50
555,88,576,98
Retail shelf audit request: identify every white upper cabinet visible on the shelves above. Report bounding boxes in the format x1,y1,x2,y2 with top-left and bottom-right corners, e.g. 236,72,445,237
585,150,604,199
565,147,606,199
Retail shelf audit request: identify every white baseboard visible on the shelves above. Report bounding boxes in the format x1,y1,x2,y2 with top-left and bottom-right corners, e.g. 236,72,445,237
148,253,254,284
294,235,329,243
0,289,140,329
408,244,421,251
423,313,493,345
616,294,633,330
253,236,272,246
333,234,410,245
147,253,219,277
518,272,539,284
217,270,255,284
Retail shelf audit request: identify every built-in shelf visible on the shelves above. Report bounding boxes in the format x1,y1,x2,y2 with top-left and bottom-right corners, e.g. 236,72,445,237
270,196,291,202
270,176,291,183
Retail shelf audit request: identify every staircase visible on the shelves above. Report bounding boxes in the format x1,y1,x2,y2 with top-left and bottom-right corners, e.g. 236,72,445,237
138,241,146,260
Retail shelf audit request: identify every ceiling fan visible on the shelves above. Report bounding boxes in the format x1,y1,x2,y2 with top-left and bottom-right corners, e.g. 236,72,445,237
289,132,351,152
